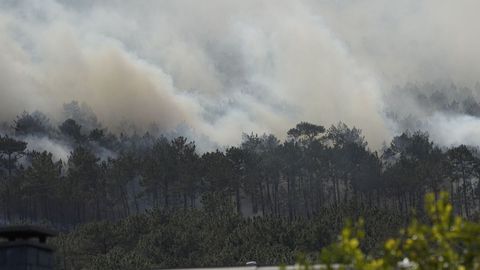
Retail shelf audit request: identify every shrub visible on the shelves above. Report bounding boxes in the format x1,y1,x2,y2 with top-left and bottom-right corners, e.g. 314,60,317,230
319,192,480,269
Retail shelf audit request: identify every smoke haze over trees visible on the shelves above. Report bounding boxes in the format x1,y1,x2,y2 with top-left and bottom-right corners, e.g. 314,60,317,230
1,108,480,267
2,1,480,268
1,1,480,147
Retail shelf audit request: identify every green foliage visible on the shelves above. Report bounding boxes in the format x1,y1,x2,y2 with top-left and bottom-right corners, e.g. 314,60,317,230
51,199,403,269
59,119,85,143
287,122,325,143
13,111,51,136
319,192,480,269
87,247,151,270
0,135,27,176
4,112,480,269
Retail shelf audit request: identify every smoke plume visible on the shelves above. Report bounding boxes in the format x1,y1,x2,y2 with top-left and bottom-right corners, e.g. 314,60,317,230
0,0,479,148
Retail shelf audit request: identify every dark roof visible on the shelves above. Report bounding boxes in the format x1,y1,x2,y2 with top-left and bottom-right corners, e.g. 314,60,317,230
0,225,57,239
0,240,55,251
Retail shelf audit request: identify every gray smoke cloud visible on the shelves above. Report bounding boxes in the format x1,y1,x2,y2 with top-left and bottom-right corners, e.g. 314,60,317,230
0,0,479,148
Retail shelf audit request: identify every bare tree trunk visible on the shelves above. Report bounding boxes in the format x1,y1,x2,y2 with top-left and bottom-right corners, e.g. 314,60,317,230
287,175,292,220
259,182,265,216
463,177,469,217
121,187,130,217
235,186,241,214
164,179,169,208
132,183,140,214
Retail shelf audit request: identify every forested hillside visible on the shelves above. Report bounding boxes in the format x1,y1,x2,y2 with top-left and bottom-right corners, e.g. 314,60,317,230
1,103,480,269
2,0,480,268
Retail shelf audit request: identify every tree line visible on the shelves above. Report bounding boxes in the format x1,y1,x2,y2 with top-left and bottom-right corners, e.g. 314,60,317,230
2,108,480,268
1,111,480,225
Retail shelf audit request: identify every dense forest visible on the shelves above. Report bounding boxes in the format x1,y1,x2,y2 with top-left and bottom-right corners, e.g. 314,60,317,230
1,98,480,269
1,0,479,267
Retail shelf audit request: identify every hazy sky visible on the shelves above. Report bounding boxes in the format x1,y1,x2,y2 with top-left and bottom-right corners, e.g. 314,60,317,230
1,0,479,148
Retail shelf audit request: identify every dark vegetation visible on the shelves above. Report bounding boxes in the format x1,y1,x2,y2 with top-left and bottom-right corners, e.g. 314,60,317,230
1,98,480,269
318,193,480,269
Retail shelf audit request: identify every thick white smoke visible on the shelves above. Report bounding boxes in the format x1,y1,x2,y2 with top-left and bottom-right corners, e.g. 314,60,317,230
427,113,480,147
22,136,71,162
0,0,479,148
